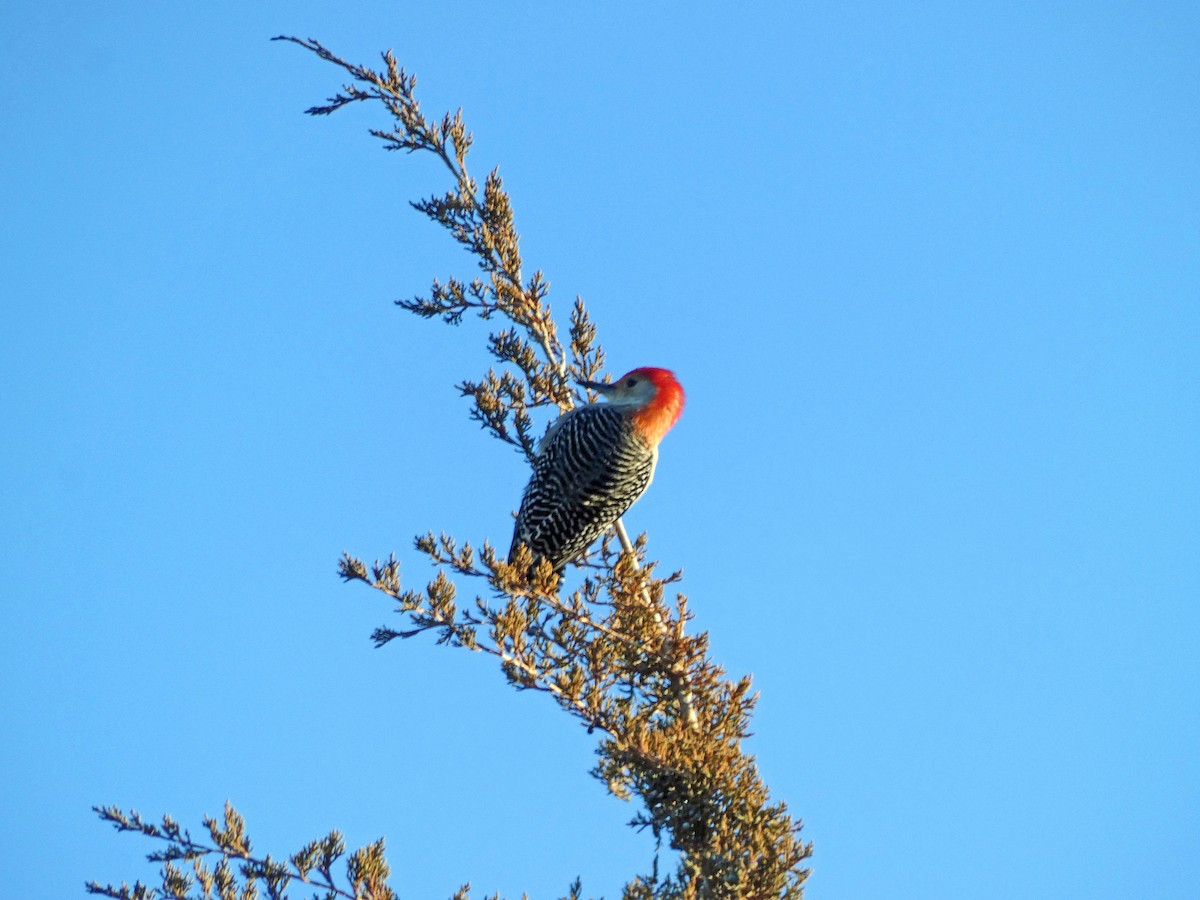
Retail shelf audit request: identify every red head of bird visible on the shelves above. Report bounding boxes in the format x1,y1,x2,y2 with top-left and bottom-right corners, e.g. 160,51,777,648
578,367,685,446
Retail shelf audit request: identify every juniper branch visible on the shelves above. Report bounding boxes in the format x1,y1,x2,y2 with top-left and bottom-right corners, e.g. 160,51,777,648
275,35,812,896
88,803,392,900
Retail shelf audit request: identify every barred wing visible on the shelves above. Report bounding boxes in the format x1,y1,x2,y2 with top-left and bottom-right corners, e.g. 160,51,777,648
510,406,656,573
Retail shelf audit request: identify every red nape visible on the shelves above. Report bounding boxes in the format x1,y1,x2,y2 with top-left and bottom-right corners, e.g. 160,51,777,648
626,367,685,445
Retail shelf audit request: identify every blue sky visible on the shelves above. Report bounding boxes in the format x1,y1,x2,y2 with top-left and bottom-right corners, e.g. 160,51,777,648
2,2,1197,898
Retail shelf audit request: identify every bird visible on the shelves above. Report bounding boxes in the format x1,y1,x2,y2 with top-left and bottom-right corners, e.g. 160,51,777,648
509,367,685,576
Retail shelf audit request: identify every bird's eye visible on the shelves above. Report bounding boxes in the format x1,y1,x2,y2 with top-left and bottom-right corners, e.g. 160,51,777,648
627,378,639,387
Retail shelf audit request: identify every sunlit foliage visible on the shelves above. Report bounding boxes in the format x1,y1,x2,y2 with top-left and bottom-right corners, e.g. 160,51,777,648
89,37,811,900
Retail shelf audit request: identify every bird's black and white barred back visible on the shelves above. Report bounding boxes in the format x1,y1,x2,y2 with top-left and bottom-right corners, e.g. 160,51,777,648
508,366,685,576
510,405,656,574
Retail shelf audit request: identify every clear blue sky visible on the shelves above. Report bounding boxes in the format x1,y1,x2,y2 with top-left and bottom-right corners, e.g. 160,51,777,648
2,2,1197,898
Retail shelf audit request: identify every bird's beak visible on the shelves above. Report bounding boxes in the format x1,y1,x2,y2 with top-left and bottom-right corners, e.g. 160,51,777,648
577,379,610,393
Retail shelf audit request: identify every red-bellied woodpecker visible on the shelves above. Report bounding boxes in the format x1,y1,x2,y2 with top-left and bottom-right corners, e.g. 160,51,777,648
509,367,685,575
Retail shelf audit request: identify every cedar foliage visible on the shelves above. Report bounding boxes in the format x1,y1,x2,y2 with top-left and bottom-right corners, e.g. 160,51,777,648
87,36,812,900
